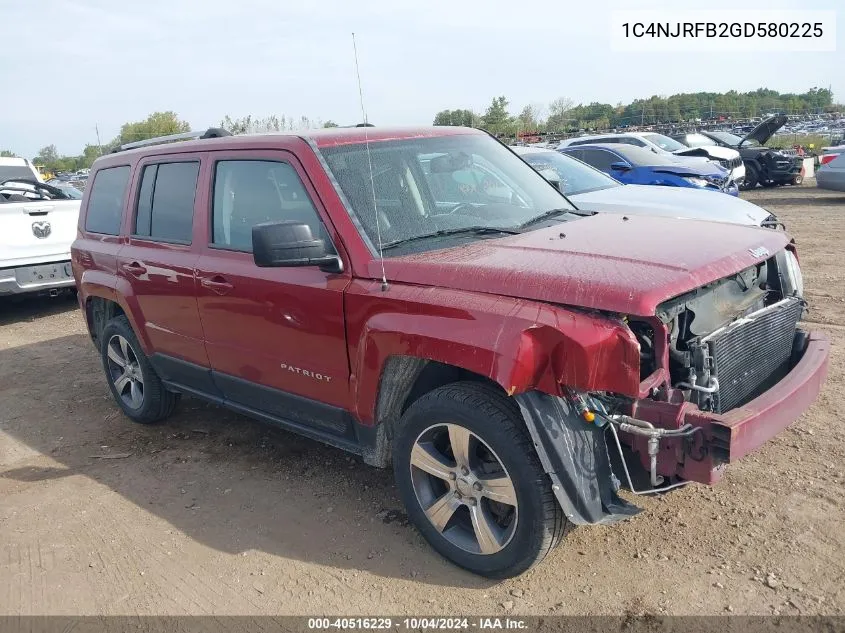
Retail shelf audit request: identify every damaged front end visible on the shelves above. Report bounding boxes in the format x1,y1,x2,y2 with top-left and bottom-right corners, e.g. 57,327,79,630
515,247,830,525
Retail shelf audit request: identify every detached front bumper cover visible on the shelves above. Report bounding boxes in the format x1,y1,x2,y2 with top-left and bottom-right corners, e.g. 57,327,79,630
515,392,641,525
630,329,830,485
516,330,829,525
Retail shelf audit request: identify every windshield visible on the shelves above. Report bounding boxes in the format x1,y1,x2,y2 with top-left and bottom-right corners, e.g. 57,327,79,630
320,134,578,255
707,130,759,147
55,184,83,199
605,144,686,166
641,134,687,152
0,166,37,182
519,150,620,195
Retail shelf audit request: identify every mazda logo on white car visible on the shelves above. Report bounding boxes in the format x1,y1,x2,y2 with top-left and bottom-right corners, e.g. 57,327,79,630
32,221,51,239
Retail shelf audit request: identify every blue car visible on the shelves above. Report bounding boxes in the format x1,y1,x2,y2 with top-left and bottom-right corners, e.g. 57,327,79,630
559,143,738,196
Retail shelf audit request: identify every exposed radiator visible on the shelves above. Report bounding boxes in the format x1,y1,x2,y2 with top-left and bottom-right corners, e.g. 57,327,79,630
702,297,803,413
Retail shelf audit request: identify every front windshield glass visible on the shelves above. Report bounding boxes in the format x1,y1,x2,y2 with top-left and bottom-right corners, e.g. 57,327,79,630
520,151,620,195
320,134,578,255
56,184,83,199
641,134,687,152
0,166,37,182
707,130,759,147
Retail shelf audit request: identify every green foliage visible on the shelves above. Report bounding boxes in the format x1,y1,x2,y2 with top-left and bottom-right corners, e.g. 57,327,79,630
323,120,339,128
1,149,16,157
434,87,837,136
482,97,512,132
119,111,190,144
767,134,830,150
35,145,59,165
433,109,477,127
221,114,326,134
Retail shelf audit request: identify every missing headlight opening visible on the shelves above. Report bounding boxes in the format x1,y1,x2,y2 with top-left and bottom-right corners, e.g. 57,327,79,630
633,254,805,414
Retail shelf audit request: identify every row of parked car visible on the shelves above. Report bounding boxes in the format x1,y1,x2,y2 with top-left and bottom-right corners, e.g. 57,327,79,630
1,124,832,579
532,115,805,192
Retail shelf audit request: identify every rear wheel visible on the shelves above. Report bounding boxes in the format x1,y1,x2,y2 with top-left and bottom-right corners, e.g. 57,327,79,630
100,315,178,424
393,382,567,578
791,173,804,186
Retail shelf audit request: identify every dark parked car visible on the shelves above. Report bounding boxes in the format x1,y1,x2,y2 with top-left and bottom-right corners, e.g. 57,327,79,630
558,143,738,195
673,116,803,189
72,126,828,578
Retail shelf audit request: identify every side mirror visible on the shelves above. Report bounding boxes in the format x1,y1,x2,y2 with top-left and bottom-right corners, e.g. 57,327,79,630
252,221,342,272
610,161,631,171
538,168,563,191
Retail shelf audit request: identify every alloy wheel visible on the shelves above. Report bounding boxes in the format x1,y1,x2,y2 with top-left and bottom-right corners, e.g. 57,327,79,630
106,334,145,409
409,423,518,555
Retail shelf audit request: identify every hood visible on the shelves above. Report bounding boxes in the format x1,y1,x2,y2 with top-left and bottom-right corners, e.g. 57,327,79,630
649,162,725,178
673,145,739,160
571,184,770,226
376,214,789,317
741,115,788,146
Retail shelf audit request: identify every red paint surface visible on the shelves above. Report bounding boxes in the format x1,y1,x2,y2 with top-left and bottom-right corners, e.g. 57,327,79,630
72,126,829,486
380,214,790,317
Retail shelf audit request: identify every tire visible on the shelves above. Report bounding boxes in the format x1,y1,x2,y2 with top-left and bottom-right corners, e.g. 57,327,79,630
393,382,567,578
791,174,804,186
761,180,778,188
100,315,178,424
742,164,759,190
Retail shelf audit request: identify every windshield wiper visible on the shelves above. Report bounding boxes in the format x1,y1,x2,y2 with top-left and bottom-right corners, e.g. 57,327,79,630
518,207,590,230
380,226,520,251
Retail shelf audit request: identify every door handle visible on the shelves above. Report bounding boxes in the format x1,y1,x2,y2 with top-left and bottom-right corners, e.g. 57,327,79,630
201,275,234,295
122,262,147,275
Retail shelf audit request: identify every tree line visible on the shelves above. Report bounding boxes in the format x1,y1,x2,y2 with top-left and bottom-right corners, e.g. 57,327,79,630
434,87,838,136
2,86,837,173
2,112,340,175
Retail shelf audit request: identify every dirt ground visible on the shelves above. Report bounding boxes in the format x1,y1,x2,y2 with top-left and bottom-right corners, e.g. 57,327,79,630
1,184,843,617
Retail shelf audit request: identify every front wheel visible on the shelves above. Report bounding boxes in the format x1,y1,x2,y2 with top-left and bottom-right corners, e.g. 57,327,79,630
741,164,759,190
791,174,804,186
393,382,567,578
100,315,178,424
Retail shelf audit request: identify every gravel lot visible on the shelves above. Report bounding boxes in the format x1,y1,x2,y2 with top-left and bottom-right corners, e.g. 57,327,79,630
1,184,843,617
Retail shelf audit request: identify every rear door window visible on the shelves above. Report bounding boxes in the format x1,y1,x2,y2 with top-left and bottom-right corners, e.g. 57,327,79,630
579,149,620,171
134,161,199,243
85,166,131,235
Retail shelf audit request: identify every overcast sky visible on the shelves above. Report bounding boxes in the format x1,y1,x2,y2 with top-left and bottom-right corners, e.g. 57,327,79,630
2,0,842,158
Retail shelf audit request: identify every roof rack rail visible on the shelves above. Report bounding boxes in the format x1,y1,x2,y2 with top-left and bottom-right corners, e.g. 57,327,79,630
114,127,232,153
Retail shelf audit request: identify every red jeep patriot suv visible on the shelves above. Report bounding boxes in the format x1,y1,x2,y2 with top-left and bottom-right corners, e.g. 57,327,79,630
72,126,830,577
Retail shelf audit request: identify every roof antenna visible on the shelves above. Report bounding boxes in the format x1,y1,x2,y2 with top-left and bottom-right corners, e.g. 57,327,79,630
352,32,389,292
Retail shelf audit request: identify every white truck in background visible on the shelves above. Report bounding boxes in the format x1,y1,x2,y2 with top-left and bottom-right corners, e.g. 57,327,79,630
1,158,81,297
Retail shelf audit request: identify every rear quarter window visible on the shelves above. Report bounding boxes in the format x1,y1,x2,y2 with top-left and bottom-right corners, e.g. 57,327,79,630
85,166,131,235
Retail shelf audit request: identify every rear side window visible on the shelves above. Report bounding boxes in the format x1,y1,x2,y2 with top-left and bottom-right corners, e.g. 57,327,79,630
134,162,199,243
85,166,130,235
579,149,620,171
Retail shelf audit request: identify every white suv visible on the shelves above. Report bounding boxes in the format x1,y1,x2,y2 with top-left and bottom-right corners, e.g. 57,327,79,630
558,132,745,186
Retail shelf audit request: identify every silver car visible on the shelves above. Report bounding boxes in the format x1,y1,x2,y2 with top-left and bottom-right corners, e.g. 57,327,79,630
511,146,779,229
816,153,845,192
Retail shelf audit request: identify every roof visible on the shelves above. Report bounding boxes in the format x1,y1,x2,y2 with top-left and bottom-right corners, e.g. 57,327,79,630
93,126,487,171
301,125,481,148
559,143,624,152
510,146,556,155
